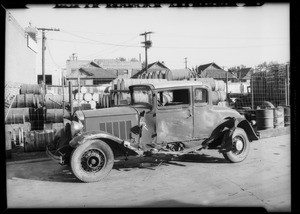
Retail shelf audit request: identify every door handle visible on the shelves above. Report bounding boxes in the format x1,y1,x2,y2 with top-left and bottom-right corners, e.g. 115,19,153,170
186,109,193,118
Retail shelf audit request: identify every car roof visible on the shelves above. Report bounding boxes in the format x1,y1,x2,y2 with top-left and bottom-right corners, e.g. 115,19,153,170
131,80,207,90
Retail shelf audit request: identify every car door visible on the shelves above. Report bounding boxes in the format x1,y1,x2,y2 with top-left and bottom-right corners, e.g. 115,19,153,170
193,86,219,139
156,87,194,144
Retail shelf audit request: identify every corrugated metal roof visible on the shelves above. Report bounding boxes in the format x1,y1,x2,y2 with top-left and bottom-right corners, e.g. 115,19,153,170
131,61,170,78
200,69,236,79
92,59,142,70
66,67,117,79
131,80,206,90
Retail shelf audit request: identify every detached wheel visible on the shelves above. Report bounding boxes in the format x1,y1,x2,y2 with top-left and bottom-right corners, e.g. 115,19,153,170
222,128,250,163
70,139,114,182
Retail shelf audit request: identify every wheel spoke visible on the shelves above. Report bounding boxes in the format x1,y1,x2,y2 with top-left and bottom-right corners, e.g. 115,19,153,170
81,149,106,173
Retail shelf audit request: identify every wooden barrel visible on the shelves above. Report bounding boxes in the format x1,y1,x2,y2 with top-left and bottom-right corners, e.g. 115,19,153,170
84,93,93,102
273,106,284,128
89,100,97,109
284,106,290,126
5,131,12,159
45,94,63,109
80,86,87,93
215,80,225,91
75,93,84,101
194,78,216,90
211,91,227,105
24,130,55,152
20,84,42,94
256,109,274,130
5,108,30,124
92,93,99,102
45,109,70,123
12,94,41,108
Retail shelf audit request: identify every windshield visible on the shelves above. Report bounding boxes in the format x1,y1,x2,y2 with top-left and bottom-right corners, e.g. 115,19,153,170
132,86,153,105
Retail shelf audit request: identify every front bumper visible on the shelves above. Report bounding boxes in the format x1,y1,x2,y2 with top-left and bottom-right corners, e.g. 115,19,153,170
46,146,64,165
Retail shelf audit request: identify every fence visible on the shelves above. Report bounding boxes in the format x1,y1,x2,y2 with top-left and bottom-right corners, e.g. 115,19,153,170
228,64,290,110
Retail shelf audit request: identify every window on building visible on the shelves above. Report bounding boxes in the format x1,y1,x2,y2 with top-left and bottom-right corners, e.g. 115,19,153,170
37,75,52,85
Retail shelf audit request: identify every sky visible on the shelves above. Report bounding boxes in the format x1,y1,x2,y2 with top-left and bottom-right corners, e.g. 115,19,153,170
8,3,290,71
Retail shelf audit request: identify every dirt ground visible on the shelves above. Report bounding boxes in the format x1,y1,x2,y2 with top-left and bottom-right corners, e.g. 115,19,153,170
6,134,291,211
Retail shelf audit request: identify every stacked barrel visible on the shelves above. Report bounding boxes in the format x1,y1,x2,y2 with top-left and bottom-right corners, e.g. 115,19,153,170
5,84,44,153
71,85,111,110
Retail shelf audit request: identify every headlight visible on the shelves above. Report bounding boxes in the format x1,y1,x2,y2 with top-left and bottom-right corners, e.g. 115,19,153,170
74,110,85,122
71,121,83,137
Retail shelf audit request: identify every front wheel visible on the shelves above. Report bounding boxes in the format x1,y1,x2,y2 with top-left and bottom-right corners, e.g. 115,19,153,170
70,139,114,182
222,128,250,163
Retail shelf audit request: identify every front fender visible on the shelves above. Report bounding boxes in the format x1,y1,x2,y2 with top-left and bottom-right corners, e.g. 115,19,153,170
69,131,124,148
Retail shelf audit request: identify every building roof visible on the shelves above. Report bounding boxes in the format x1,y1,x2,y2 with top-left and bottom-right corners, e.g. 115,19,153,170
197,62,222,71
131,61,169,78
92,59,142,70
129,80,208,90
236,68,253,80
197,62,236,79
200,69,236,79
66,67,117,79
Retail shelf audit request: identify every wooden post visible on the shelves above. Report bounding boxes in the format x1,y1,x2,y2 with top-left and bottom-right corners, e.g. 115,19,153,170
251,72,254,109
68,81,73,116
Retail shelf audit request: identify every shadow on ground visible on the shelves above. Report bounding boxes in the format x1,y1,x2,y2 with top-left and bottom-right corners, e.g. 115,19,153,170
7,153,229,183
113,152,229,171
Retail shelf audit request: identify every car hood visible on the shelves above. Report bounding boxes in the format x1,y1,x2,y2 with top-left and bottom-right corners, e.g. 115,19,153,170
81,106,138,118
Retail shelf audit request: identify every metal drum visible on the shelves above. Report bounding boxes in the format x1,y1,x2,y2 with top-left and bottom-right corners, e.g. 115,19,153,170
5,108,30,124
273,106,284,128
24,130,55,152
256,109,274,130
20,84,42,94
284,106,290,126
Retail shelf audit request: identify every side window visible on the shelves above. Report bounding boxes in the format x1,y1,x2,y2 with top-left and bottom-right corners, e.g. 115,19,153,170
195,88,208,104
157,89,190,107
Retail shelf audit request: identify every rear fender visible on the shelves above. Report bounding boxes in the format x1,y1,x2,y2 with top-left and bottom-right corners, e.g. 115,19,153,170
203,117,259,151
237,119,259,141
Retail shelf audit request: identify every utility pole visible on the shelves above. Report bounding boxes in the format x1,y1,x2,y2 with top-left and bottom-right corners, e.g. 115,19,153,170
70,53,78,60
140,31,153,73
37,27,60,84
184,57,188,69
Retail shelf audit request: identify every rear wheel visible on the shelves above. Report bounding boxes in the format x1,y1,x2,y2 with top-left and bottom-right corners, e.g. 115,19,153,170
70,139,114,182
222,128,250,163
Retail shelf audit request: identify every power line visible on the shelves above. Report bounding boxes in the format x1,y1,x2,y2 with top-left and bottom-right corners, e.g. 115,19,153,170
60,30,140,47
45,40,64,68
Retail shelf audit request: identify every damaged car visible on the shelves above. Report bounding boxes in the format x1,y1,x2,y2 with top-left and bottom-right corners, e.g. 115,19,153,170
46,81,259,182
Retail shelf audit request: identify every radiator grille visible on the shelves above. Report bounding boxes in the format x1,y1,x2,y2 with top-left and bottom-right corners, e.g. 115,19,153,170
99,120,132,140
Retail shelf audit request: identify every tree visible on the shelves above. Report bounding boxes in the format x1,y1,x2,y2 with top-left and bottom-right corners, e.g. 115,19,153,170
116,57,126,62
130,58,139,62
255,61,280,73
228,64,247,74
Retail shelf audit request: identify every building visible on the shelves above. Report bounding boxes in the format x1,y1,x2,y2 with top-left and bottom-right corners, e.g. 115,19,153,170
131,61,170,78
66,66,118,85
234,67,253,83
197,62,237,81
5,12,38,84
66,58,142,79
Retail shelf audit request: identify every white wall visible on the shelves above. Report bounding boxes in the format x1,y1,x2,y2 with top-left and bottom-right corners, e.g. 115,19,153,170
5,12,37,84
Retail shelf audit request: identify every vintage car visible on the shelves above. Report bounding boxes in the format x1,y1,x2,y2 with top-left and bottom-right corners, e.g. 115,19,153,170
46,81,259,182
